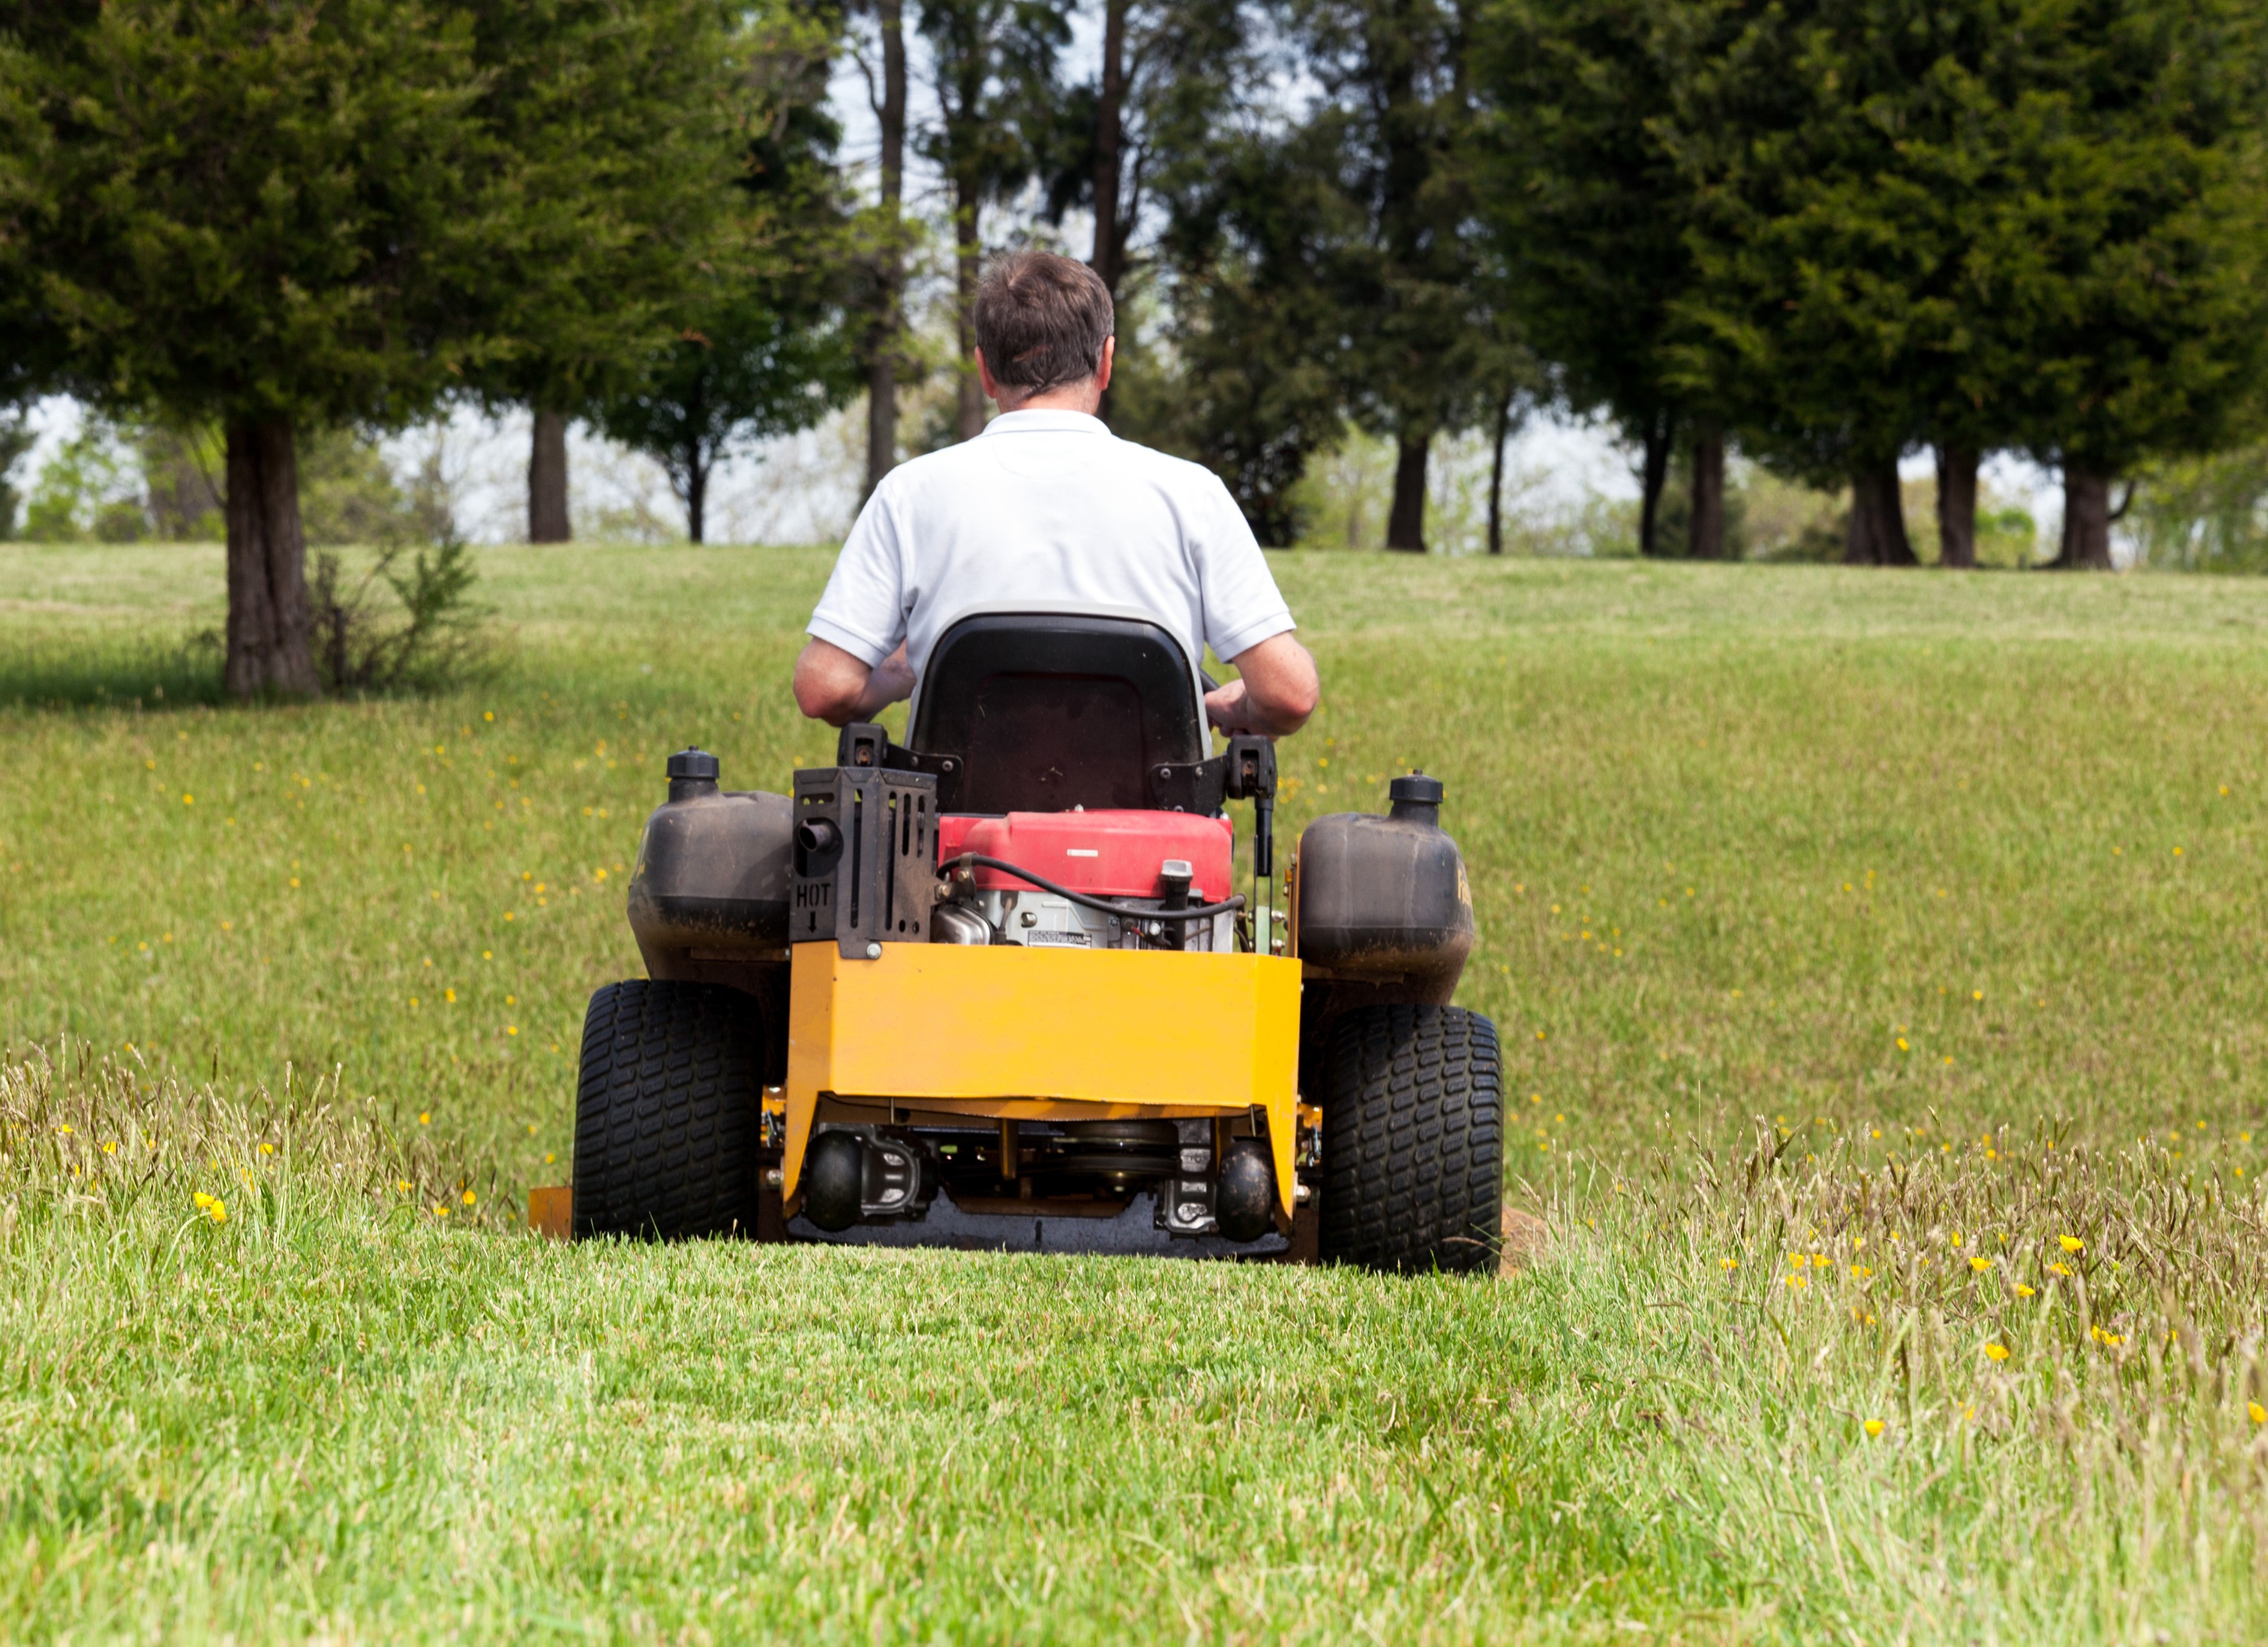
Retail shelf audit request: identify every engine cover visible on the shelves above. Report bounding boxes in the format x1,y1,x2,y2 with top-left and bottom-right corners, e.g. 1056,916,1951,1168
937,810,1233,901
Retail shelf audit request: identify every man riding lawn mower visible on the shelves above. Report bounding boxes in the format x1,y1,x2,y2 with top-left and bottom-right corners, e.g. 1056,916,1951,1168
568,253,1503,1272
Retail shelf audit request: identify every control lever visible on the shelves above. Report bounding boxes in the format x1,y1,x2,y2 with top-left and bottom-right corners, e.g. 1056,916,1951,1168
1224,735,1278,878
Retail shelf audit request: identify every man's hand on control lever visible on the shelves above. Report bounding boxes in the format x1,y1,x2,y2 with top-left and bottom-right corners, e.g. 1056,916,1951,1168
793,637,916,728
1206,632,1320,739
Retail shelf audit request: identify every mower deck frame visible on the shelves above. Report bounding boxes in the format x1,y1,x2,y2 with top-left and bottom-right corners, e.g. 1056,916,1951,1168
784,942,1303,1219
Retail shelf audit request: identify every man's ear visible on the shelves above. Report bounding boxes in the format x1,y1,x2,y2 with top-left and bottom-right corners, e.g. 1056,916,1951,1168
975,345,1000,402
1096,336,1115,395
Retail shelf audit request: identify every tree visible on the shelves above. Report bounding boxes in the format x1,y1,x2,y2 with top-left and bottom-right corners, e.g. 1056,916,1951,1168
1036,0,1246,301
1993,0,2268,567
917,0,1072,441
1657,0,2044,564
458,1,745,544
1473,0,1703,557
8,1,527,696
1131,116,1356,544
1655,0,2268,569
589,50,858,542
845,0,914,494
1284,0,1489,551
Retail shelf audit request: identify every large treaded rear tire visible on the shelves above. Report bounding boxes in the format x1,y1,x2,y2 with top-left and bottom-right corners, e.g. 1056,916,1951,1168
573,980,764,1239
1318,1004,1503,1274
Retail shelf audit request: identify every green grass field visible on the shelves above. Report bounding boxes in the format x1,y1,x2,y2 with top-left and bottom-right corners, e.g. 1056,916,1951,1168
5,543,2267,1642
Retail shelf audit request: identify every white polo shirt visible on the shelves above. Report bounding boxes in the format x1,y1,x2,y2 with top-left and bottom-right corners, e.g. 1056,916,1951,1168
808,410,1295,679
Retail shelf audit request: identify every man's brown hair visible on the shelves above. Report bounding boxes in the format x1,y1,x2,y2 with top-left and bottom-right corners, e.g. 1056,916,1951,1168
973,251,1114,395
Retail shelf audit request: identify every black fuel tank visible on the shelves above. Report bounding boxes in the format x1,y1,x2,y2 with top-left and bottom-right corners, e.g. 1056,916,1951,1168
1293,772,1475,1002
626,755,794,956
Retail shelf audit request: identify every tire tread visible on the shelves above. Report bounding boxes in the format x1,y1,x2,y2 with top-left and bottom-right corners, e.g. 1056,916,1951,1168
1318,1004,1503,1273
572,980,762,1239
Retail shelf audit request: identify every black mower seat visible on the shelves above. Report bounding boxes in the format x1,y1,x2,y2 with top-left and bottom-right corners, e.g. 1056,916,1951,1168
907,611,1206,815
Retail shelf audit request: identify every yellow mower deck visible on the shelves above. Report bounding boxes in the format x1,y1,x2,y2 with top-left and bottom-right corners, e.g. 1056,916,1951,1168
784,943,1304,1220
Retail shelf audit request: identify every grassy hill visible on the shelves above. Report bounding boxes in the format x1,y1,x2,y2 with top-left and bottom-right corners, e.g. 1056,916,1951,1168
3,543,2265,1641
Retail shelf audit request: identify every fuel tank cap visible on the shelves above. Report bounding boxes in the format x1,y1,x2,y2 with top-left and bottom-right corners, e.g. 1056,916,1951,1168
666,747,720,800
1388,770,1444,823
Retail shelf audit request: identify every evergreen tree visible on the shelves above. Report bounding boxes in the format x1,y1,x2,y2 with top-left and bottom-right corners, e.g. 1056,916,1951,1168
460,1,746,546
8,1,518,695
1473,0,1713,558
1659,0,2268,567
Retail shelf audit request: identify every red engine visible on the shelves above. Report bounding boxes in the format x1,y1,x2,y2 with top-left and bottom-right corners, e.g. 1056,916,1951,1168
936,810,1234,901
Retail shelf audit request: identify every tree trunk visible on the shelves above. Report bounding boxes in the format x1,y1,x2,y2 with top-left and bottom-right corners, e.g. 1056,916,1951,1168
528,410,571,543
1637,414,1672,558
1386,434,1429,552
953,165,985,442
1088,0,1129,425
1934,444,1977,568
1487,386,1515,555
2054,467,2115,569
1845,462,1918,566
684,449,708,546
1689,423,1724,559
863,0,907,498
222,417,319,699
1091,0,1127,298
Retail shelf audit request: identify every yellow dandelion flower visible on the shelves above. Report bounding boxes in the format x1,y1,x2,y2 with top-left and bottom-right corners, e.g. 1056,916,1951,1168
1721,1257,1737,1270
1863,1419,1884,1438
461,1189,477,1206
1970,1256,1992,1272
418,1111,432,1126
1985,1343,2009,1362
2059,1235,2083,1253
55,1124,72,1136
2015,1284,2035,1297
433,1204,449,1219
396,1179,411,1194
2050,1261,2071,1277
102,1140,117,1155
2250,1402,2265,1426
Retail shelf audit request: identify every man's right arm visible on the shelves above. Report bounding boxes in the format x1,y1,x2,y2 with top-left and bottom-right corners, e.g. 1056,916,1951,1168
1205,631,1320,737
794,637,916,727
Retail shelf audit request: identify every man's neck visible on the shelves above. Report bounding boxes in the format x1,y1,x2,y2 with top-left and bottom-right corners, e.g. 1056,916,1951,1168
992,384,1102,417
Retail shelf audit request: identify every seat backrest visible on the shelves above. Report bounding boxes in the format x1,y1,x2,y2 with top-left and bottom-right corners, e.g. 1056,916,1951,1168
908,611,1205,814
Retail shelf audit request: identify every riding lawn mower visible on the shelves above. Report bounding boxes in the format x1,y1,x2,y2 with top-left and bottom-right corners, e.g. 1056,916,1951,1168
565,608,1503,1271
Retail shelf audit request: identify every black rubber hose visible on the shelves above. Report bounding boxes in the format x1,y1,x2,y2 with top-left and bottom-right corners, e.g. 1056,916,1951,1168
945,852,1245,923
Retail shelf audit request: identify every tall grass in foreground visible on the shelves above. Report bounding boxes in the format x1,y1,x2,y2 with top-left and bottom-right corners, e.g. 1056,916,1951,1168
5,1048,2263,1642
